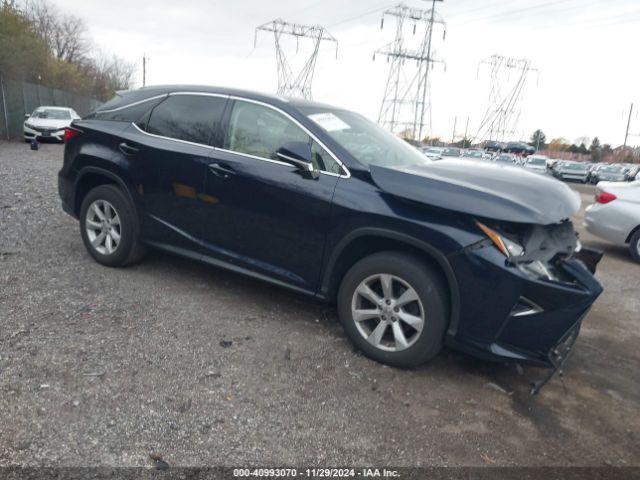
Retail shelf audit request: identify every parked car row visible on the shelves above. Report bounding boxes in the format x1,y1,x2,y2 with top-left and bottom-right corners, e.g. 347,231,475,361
418,147,638,184
551,160,637,184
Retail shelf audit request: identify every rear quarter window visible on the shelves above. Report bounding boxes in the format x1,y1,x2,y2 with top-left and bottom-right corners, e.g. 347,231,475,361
91,96,167,122
144,94,227,146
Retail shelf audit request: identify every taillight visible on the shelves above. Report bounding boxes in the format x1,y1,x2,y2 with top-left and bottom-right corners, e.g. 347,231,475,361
595,191,617,204
64,127,80,143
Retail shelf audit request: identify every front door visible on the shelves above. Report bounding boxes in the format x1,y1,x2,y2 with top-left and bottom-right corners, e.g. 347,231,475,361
200,99,344,293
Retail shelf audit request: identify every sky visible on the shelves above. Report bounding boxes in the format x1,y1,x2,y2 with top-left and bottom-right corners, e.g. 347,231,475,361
50,0,640,146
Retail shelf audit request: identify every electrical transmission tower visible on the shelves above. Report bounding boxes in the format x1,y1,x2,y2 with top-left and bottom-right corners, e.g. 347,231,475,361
474,55,538,143
375,1,446,141
255,19,338,100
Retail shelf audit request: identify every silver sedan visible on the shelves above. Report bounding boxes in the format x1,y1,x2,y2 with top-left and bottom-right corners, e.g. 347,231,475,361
584,181,640,262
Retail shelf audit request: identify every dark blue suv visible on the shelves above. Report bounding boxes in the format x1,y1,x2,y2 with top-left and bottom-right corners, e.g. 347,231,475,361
58,85,602,376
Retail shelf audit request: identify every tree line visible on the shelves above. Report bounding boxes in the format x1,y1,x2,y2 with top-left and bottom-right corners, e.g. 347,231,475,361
420,129,632,163
0,0,134,101
530,129,632,163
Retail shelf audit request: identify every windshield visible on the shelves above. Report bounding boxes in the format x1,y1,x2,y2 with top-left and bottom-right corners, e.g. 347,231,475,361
465,151,483,157
564,163,589,170
442,148,460,156
602,165,622,173
527,158,546,165
495,155,514,163
32,109,71,120
301,107,430,168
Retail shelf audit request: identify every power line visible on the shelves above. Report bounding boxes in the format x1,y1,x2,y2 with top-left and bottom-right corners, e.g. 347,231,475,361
255,19,338,99
453,0,576,27
142,54,148,87
327,1,398,28
474,55,538,143
375,1,446,140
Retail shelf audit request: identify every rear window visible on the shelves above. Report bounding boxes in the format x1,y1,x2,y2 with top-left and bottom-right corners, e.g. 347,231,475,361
32,109,71,119
145,94,227,145
92,96,166,122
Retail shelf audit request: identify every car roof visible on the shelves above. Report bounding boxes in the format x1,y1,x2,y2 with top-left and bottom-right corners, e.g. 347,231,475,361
35,106,74,111
102,85,340,113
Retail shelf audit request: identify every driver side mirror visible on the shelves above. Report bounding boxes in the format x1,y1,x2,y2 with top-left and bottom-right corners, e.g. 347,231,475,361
24,113,30,119
276,142,318,179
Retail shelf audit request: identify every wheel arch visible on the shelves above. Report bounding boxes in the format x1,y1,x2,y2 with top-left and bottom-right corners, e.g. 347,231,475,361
321,228,460,336
73,166,136,217
625,223,640,244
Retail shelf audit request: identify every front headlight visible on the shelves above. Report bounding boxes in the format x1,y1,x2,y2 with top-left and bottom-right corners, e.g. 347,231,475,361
476,221,558,281
476,221,524,258
24,122,35,129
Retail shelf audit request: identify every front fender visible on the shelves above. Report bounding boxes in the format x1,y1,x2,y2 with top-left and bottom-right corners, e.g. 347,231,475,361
319,227,462,337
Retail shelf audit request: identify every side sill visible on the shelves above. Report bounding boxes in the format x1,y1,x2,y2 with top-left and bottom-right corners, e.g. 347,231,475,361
144,241,321,300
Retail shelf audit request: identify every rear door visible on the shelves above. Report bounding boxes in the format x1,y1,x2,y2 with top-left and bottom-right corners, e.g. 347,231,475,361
116,93,228,251
200,99,345,292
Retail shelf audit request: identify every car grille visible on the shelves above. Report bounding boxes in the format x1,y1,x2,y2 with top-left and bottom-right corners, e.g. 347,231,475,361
32,126,59,133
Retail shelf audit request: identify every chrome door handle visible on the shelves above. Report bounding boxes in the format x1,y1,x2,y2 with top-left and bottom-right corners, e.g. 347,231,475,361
209,162,236,178
119,142,139,155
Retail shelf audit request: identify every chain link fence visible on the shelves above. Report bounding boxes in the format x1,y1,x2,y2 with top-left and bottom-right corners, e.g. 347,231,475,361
0,75,102,140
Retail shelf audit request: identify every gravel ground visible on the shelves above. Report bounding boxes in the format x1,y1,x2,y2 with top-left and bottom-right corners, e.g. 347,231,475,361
0,141,638,467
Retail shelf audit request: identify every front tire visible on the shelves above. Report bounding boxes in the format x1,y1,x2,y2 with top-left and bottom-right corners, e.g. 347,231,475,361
629,229,640,264
79,184,145,267
337,252,448,368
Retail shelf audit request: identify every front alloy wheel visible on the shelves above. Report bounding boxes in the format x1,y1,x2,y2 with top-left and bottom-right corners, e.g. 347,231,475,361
337,252,448,368
351,274,425,352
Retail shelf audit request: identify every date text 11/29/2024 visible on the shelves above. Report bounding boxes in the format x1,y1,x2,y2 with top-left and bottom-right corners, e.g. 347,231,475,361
233,468,400,477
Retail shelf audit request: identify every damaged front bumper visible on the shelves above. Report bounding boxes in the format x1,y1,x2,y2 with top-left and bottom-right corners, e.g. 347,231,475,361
445,240,603,371
530,317,582,394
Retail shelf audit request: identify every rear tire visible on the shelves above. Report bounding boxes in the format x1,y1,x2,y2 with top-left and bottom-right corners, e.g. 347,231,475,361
79,185,145,267
337,251,448,368
629,229,640,264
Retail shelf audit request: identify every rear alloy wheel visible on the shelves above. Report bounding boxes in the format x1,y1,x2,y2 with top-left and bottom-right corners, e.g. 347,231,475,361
337,252,448,368
79,184,145,267
629,229,640,264
85,200,121,255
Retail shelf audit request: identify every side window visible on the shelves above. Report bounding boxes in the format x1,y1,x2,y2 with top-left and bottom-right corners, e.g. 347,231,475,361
227,101,307,160
226,100,343,174
145,95,226,145
311,141,342,175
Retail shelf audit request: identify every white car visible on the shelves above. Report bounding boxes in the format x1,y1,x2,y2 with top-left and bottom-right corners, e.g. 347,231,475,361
584,181,640,262
523,155,549,173
23,106,80,142
421,147,443,160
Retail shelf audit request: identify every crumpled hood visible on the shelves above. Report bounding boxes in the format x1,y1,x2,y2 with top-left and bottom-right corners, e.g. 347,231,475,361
370,159,581,225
